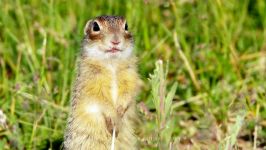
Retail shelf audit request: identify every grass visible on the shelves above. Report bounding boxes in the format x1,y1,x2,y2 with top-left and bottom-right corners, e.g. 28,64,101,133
0,0,266,149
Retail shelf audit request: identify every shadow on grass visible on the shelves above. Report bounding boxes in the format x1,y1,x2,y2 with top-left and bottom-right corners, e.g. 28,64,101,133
39,138,63,150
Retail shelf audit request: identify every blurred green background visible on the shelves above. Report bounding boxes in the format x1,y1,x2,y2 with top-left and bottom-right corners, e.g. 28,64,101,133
0,0,266,149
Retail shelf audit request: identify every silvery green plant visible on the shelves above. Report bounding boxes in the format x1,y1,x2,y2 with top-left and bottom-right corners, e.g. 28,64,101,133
219,111,246,150
149,60,177,149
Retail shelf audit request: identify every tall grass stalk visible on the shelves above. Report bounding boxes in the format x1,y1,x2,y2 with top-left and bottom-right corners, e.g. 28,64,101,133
149,60,177,149
218,111,246,150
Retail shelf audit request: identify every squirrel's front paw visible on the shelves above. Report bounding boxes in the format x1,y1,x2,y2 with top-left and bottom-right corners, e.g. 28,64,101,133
104,116,119,136
117,105,129,118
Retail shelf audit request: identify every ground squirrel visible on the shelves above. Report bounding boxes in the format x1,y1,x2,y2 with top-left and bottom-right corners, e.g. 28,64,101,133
63,15,141,150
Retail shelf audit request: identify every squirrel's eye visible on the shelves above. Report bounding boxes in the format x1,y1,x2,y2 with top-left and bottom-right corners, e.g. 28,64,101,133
125,23,128,31
93,22,100,31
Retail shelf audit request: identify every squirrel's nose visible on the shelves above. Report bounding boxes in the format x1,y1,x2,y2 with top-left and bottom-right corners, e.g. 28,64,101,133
111,41,120,45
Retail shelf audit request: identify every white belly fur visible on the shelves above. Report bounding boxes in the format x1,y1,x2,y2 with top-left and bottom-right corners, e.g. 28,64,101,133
108,64,118,104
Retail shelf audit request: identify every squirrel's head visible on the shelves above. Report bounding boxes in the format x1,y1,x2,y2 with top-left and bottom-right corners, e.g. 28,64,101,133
82,15,133,59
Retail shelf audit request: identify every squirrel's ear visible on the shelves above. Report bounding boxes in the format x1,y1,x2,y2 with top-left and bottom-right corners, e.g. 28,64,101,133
84,20,92,35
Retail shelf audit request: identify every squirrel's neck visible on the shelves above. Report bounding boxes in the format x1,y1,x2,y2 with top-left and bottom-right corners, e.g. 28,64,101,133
79,55,137,70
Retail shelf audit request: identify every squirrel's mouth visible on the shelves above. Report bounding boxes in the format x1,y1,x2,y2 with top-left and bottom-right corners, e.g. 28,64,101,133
106,47,122,53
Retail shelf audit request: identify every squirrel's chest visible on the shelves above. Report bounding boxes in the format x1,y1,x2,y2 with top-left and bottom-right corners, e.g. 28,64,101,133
107,65,138,103
83,64,138,102
108,65,118,103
